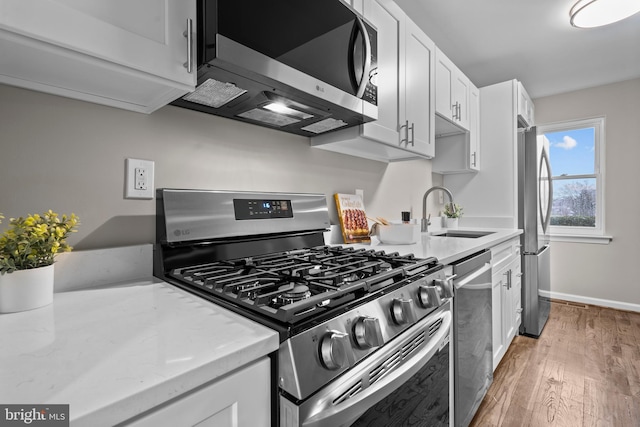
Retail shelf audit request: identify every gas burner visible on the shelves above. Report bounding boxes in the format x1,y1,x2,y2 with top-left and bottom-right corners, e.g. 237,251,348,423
237,280,261,291
342,271,366,283
307,266,326,276
274,284,312,307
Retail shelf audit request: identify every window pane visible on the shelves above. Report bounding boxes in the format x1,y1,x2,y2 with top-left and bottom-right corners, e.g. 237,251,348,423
551,178,596,227
545,127,595,176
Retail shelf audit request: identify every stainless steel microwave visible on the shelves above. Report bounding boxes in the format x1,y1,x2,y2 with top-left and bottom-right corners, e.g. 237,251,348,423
171,0,378,136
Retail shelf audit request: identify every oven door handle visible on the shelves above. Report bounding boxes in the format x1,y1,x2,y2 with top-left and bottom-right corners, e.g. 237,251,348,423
303,310,452,427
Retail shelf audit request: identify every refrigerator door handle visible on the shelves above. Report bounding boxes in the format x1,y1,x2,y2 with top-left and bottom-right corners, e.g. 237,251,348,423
539,145,553,234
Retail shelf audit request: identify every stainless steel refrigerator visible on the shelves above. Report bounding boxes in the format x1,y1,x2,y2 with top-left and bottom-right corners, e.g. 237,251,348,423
517,127,552,338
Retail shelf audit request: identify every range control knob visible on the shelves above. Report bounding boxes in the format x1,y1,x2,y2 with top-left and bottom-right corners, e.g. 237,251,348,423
418,285,442,309
434,277,455,299
319,331,353,371
391,298,417,325
353,316,384,349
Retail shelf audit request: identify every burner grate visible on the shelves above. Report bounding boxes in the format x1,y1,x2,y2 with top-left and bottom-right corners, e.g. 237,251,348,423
168,246,438,324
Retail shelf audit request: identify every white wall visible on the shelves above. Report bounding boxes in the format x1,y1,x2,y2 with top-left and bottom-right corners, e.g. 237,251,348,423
534,78,640,309
0,84,443,250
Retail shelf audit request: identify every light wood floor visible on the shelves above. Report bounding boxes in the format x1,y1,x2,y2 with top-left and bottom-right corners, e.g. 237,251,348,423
470,300,640,427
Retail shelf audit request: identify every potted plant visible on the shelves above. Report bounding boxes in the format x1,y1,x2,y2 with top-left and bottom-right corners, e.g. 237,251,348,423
0,210,79,313
443,203,463,229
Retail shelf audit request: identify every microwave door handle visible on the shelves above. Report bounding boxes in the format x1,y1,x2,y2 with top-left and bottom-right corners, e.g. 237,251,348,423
353,16,372,99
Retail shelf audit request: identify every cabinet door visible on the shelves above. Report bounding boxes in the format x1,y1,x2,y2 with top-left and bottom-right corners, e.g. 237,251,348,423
435,48,469,131
491,266,506,371
435,49,454,121
360,0,403,146
402,18,435,157
2,0,195,85
510,256,523,332
452,73,470,130
502,268,516,347
0,0,195,112
517,81,535,126
468,84,480,171
125,358,271,427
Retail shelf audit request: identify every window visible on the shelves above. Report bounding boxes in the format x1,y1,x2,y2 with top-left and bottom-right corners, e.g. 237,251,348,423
538,117,607,242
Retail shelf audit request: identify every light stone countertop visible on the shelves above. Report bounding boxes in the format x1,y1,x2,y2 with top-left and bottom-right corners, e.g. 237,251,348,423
327,226,523,264
0,253,279,426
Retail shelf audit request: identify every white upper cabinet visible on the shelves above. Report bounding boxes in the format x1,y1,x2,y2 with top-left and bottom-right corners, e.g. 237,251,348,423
402,18,435,157
433,79,479,174
0,0,196,113
435,47,470,133
311,0,435,162
517,81,535,127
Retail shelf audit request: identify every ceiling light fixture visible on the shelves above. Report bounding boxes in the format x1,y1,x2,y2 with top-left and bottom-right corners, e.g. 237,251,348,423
570,0,640,28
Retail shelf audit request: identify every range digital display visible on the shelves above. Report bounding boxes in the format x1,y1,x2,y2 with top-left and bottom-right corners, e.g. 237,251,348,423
233,199,293,220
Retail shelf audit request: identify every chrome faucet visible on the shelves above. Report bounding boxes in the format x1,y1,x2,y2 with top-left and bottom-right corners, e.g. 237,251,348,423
422,186,455,232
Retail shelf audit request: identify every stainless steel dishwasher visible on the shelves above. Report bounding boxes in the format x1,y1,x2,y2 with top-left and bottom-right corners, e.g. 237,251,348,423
450,250,493,427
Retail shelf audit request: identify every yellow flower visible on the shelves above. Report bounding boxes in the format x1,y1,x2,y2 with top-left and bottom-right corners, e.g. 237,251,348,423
34,224,48,236
1,210,79,273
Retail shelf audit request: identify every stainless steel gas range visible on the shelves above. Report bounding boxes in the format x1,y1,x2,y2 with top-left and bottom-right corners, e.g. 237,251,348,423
154,189,453,427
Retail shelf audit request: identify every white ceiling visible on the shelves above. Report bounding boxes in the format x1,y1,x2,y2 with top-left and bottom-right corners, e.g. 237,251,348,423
395,0,640,98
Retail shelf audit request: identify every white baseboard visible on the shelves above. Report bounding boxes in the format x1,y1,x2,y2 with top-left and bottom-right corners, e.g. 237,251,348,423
540,290,640,313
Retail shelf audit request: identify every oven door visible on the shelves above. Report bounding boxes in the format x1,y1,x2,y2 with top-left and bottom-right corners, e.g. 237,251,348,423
280,302,451,427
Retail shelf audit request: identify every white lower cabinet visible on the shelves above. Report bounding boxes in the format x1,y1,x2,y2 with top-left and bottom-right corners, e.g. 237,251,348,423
0,0,196,113
490,237,522,371
124,357,271,427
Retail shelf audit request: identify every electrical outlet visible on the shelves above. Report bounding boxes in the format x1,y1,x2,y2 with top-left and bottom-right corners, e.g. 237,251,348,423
134,168,147,190
355,189,364,199
125,158,154,199
438,190,444,204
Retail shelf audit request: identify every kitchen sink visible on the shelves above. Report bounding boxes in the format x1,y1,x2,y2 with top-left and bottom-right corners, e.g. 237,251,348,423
430,230,495,239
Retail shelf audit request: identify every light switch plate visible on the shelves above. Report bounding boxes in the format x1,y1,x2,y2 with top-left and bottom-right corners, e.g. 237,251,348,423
125,158,154,199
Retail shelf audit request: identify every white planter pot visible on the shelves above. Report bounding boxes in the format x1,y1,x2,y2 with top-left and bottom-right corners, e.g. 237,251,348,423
445,218,459,229
0,264,54,313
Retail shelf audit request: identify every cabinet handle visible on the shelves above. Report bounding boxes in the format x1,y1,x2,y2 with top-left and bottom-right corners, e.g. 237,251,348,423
471,152,477,167
183,18,193,73
451,102,458,120
503,270,512,289
399,120,409,146
408,123,415,146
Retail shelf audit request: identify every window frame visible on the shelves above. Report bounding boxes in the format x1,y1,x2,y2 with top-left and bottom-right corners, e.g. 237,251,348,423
538,117,608,242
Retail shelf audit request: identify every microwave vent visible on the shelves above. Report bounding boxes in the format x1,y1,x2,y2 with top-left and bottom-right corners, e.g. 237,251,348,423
183,79,247,108
302,118,348,134
238,108,301,127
